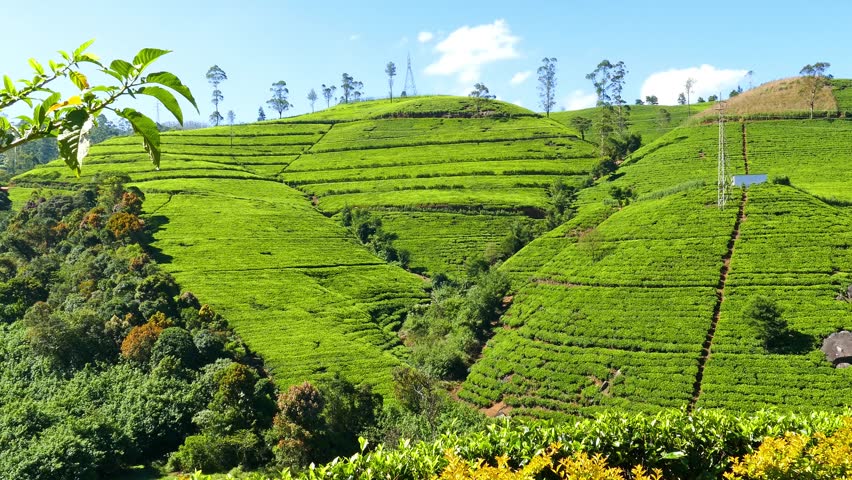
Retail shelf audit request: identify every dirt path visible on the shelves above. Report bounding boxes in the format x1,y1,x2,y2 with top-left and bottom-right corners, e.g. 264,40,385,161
689,123,751,411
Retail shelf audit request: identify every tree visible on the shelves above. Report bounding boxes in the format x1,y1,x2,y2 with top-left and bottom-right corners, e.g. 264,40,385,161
697,96,705,103
708,94,719,102
684,77,696,117
206,65,227,126
645,95,659,105
385,62,397,102
677,93,687,105
267,81,290,119
226,110,235,148
340,73,363,104
307,88,318,113
537,57,557,117
0,41,196,174
321,84,336,109
469,83,495,114
657,108,671,128
570,116,593,141
586,60,629,145
635,98,644,105
609,185,636,208
800,62,832,119
745,296,787,350
257,107,266,121
746,70,755,89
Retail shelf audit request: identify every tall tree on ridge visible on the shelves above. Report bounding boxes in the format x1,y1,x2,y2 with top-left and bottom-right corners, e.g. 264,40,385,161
586,60,629,151
257,106,266,121
800,62,832,119
206,65,227,126
385,62,397,102
321,84,336,109
340,73,363,104
684,77,696,117
537,57,557,117
227,110,235,148
267,81,290,119
307,88,318,113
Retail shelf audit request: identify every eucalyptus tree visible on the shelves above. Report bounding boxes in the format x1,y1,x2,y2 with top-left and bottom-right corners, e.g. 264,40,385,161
385,62,397,102
307,88,318,113
537,57,557,117
321,84,336,108
206,65,227,126
267,81,290,118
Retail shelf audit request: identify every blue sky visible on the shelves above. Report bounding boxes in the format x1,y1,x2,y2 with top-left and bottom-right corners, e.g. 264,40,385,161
3,0,850,124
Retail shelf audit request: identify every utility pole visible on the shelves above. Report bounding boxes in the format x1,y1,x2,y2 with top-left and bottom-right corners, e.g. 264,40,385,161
717,98,731,209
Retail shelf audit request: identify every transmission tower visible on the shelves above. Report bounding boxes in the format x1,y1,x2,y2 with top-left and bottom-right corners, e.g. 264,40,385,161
401,53,417,97
716,99,731,209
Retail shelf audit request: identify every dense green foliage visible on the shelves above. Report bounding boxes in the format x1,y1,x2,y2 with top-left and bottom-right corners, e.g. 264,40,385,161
178,409,851,480
0,179,275,478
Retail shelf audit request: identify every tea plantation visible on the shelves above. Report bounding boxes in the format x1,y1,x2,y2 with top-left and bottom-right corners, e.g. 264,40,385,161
13,93,852,416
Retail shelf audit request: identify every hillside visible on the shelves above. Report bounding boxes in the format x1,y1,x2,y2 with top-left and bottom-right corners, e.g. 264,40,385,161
552,102,713,144
462,115,852,417
13,96,588,393
14,92,852,419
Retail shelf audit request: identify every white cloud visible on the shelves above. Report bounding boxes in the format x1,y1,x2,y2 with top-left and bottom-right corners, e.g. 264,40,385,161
640,65,748,105
563,90,597,110
425,19,520,84
418,31,434,43
349,34,361,41
510,71,532,86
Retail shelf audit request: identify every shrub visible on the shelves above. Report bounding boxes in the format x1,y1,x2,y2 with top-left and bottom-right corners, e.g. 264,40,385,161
120,321,164,364
167,430,266,473
150,327,199,368
726,418,852,479
106,212,144,239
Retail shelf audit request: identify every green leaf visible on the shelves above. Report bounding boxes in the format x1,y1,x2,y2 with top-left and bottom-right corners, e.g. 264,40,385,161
137,86,183,124
3,75,15,94
28,58,44,76
57,111,93,176
117,108,161,168
58,50,71,61
48,60,60,73
109,59,134,79
132,48,171,69
69,71,89,90
144,72,198,111
73,39,95,58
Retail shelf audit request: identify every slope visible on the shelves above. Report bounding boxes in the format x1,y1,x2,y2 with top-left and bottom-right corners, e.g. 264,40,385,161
14,120,428,396
463,117,852,418
551,103,713,145
279,98,599,276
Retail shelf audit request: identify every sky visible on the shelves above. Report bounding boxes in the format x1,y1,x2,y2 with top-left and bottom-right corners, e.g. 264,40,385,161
3,0,851,124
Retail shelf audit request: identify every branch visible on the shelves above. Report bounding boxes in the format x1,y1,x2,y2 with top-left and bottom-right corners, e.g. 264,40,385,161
0,62,77,111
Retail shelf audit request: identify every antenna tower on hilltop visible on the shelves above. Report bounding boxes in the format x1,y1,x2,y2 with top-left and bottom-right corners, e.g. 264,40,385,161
717,99,731,209
402,53,417,97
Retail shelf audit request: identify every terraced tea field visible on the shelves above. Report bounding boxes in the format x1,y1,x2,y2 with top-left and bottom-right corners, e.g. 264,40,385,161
463,117,852,418
15,93,852,415
551,103,712,145
15,120,428,395
279,105,599,275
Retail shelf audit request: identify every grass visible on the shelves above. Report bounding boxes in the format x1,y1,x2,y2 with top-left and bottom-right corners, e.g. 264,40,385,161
696,77,837,119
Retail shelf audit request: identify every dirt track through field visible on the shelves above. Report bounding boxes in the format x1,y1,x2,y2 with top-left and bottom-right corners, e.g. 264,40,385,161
688,122,749,411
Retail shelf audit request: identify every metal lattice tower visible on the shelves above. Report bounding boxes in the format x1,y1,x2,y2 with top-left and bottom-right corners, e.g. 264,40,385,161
401,53,417,97
717,100,731,209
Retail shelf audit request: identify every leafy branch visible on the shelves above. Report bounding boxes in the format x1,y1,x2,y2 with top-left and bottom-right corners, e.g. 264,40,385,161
0,40,197,175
